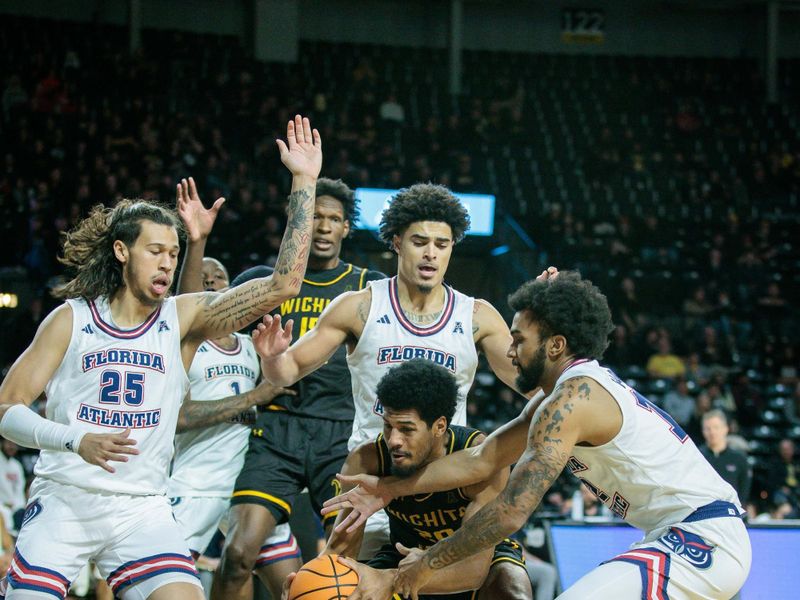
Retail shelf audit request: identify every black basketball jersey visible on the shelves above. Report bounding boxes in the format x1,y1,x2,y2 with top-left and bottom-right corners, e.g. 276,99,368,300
263,261,384,421
376,425,483,549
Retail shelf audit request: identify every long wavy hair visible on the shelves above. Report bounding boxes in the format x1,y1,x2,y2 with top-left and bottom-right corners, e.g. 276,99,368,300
53,200,181,300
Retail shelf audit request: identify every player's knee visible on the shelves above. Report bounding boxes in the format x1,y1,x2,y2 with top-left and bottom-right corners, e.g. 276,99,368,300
219,538,259,580
479,564,533,600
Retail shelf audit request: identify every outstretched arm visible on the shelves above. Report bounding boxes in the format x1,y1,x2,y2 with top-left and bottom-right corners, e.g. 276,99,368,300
393,379,599,598
178,115,321,341
321,392,542,533
176,177,225,294
253,289,364,387
176,381,294,432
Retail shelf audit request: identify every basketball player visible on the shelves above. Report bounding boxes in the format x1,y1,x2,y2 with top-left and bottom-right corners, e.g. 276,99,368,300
210,179,385,600
253,184,530,568
320,358,531,600
329,272,752,600
169,191,310,599
0,115,321,600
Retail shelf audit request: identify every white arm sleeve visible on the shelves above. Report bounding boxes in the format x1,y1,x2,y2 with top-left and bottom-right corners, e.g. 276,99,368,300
0,405,85,454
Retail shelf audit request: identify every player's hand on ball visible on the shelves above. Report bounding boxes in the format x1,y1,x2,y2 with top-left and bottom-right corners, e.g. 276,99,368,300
251,314,294,360
321,474,391,533
394,543,433,600
78,428,139,473
336,557,393,600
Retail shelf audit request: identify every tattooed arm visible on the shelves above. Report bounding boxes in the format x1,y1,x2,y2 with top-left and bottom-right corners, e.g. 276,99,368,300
176,381,293,432
253,288,370,387
177,115,321,341
321,391,543,533
393,376,614,598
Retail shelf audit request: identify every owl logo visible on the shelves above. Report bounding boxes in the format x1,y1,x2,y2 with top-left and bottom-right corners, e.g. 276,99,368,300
658,527,715,569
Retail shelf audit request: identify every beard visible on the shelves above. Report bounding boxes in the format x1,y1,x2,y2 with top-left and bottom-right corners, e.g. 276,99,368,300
390,461,420,478
515,342,547,393
416,283,434,294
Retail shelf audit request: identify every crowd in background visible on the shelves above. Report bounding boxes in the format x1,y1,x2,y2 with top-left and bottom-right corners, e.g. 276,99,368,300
1,16,800,574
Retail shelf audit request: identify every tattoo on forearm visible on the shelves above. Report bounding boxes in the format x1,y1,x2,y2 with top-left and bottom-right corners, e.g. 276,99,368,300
199,186,314,335
424,443,566,570
177,393,256,431
275,188,312,276
423,382,587,571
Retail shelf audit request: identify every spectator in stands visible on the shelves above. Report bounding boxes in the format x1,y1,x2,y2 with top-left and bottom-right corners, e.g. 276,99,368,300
699,410,751,506
616,277,644,333
751,500,796,522
767,439,800,513
683,286,714,321
784,382,800,425
707,370,737,416
646,336,686,379
661,378,695,427
684,352,710,386
0,437,26,535
699,326,732,366
604,325,635,370
379,92,405,124
686,390,712,444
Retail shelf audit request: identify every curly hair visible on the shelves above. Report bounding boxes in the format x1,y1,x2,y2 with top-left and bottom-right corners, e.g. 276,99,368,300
508,271,614,361
53,200,181,300
376,359,458,427
316,177,359,226
378,183,470,246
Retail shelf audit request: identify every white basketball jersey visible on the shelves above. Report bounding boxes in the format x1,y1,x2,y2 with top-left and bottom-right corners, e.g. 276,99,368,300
346,277,478,450
37,297,189,495
168,334,260,497
562,360,740,533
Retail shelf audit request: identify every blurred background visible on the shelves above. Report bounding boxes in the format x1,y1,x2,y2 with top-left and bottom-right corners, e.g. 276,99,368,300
0,1,798,597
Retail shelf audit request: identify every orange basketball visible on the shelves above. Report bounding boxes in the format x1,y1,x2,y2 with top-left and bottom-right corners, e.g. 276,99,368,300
287,554,359,600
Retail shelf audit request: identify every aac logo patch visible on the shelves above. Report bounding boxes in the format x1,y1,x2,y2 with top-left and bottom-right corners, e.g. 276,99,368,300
21,499,43,528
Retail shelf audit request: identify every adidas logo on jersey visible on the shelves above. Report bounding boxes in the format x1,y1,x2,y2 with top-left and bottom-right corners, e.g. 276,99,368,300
82,324,94,334
376,314,391,324
197,345,208,353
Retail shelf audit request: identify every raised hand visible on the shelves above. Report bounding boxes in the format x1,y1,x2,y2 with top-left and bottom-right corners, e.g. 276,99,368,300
251,314,294,361
176,176,226,242
276,115,322,180
535,266,559,282
77,428,139,473
393,544,433,600
320,473,391,533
